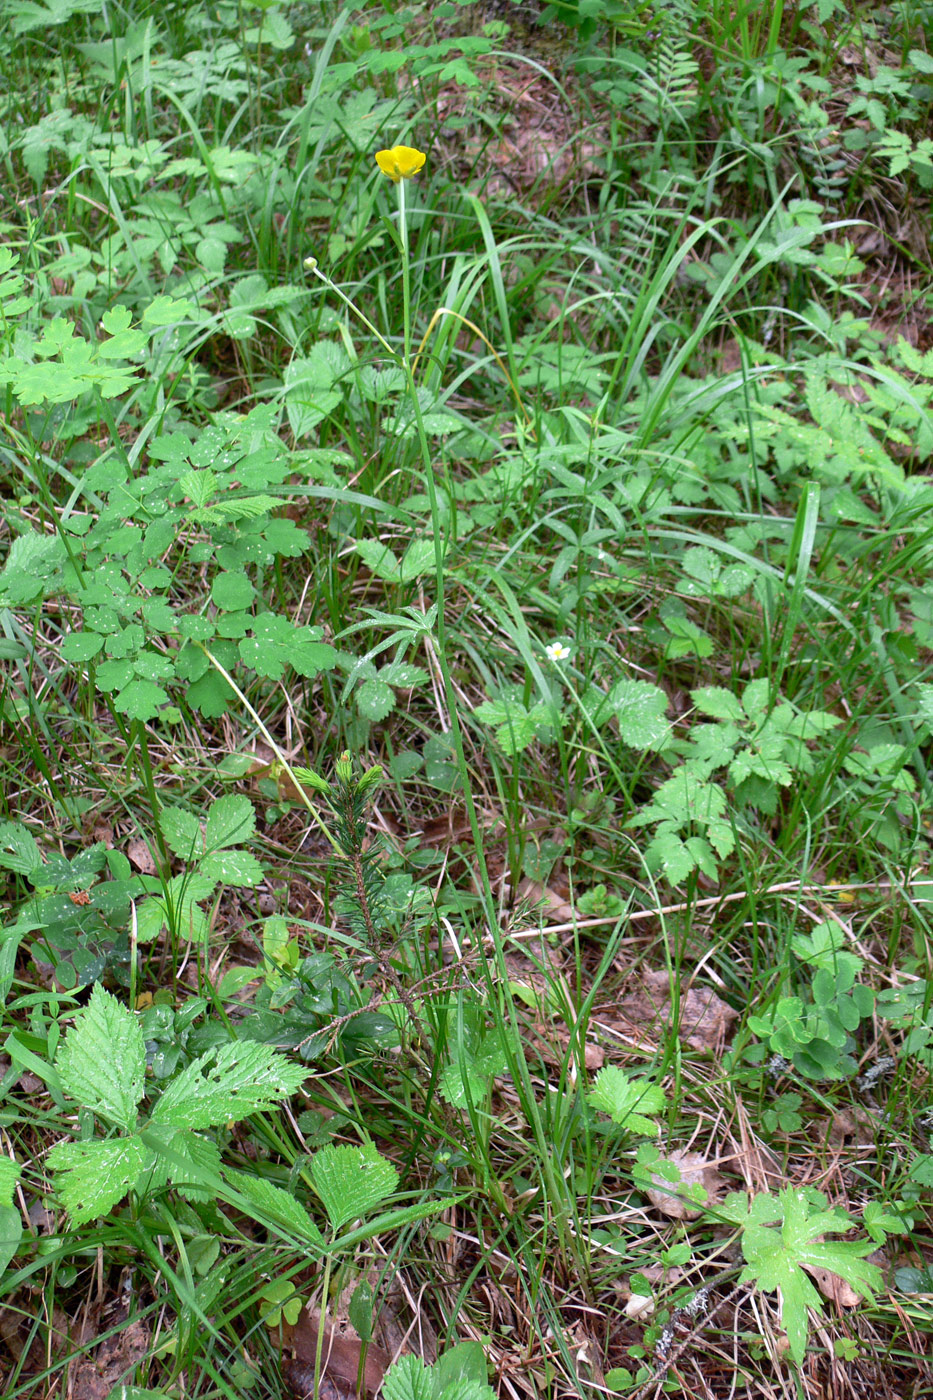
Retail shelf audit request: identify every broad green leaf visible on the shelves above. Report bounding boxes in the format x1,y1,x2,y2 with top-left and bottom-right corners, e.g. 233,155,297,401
309,1143,399,1232
150,1040,307,1130
357,678,396,722
8,0,101,34
284,353,344,436
0,1205,22,1279
160,807,203,861
142,294,199,326
0,531,65,604
205,794,256,851
356,540,401,581
238,617,337,681
602,679,669,748
381,662,429,688
48,1135,151,1225
434,1341,494,1398
134,874,215,944
732,1188,882,1366
199,848,264,887
691,686,744,722
138,1123,222,1202
0,1157,19,1206
587,1066,666,1134
114,679,169,720
383,1350,495,1400
211,572,255,611
399,538,435,581
56,985,145,1129
60,631,105,662
382,1355,436,1400
0,1159,21,1273
644,831,697,885
0,822,43,876
0,914,43,1005
225,1168,324,1249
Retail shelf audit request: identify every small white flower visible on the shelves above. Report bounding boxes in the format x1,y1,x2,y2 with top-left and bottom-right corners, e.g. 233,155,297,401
303,256,318,270
545,641,571,663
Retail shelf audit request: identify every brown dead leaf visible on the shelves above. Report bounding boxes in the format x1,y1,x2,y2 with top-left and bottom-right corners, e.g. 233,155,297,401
645,1148,725,1221
806,1266,861,1309
70,1318,150,1400
515,876,574,924
419,806,475,848
127,838,157,874
826,1106,878,1148
608,970,737,1053
0,1302,70,1378
281,1307,391,1400
569,1319,606,1386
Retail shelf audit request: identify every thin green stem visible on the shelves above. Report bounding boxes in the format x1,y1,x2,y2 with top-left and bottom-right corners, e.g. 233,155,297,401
393,178,589,1285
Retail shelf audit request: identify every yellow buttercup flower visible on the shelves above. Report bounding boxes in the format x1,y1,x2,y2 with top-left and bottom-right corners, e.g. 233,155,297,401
375,145,426,183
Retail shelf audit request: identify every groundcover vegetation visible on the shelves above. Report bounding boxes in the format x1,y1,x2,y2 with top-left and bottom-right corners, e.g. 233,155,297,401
2,0,933,1395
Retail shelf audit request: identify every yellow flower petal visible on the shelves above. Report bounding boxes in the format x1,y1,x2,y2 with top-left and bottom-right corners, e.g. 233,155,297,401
375,145,426,183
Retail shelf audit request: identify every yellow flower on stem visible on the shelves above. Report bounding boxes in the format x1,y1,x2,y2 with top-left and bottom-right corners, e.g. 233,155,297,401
375,145,426,182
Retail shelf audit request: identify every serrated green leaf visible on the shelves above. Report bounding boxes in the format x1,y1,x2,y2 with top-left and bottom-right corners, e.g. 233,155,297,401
357,678,396,722
644,830,696,885
399,538,435,581
56,985,145,1129
199,848,264,887
0,531,65,604
150,1040,306,1130
309,1143,399,1232
134,874,215,944
160,807,203,861
691,686,745,722
225,1168,324,1248
48,1135,151,1225
0,1205,22,1279
355,539,401,581
587,1066,666,1134
0,822,43,876
382,1354,436,1400
381,662,429,689
138,1123,222,1202
439,1031,509,1110
205,794,256,851
498,713,542,755
737,1188,882,1366
0,1157,19,1207
383,1349,495,1400
603,679,669,748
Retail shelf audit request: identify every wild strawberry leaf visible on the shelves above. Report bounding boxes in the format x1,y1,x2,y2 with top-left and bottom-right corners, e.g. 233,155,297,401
56,985,145,1130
